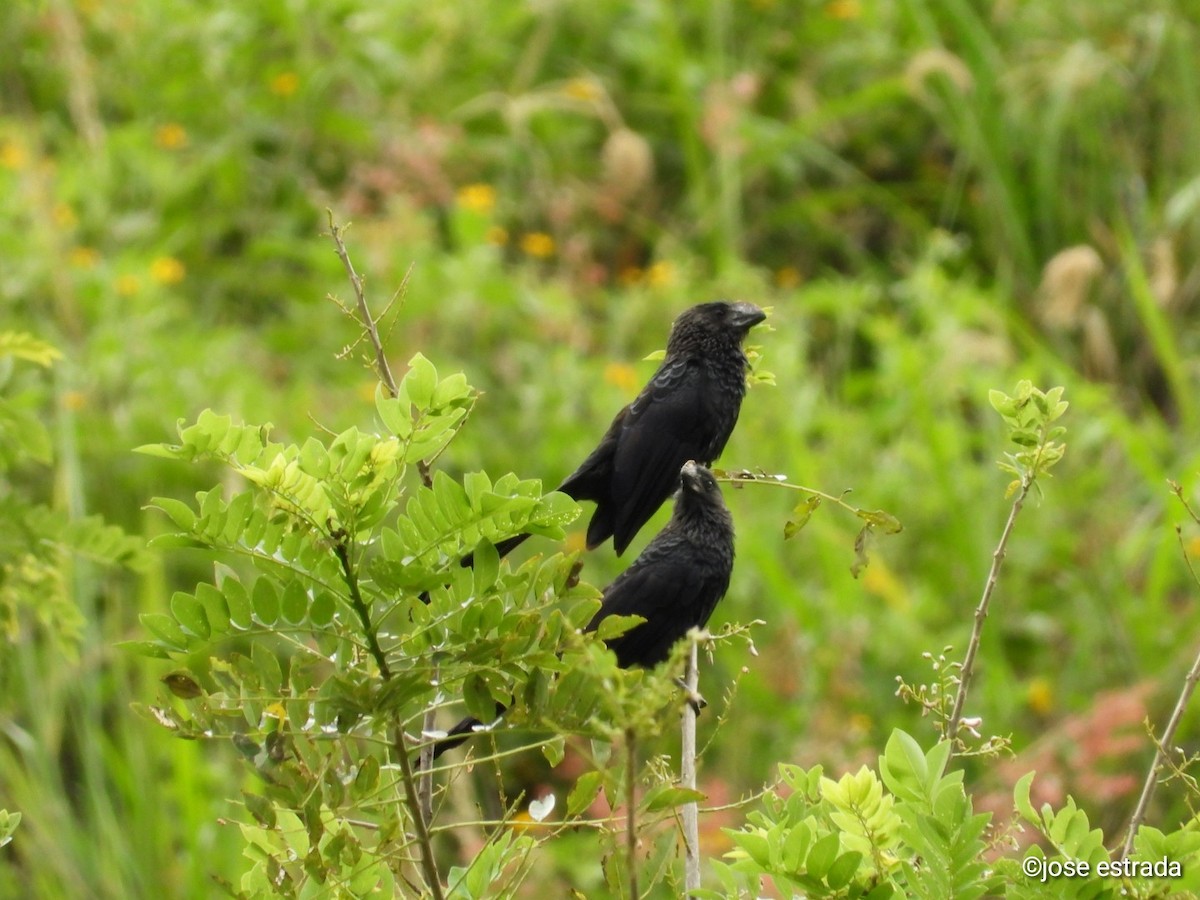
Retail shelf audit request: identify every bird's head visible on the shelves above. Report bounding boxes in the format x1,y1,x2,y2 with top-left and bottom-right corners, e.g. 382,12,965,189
667,300,766,353
678,460,725,506
674,461,733,536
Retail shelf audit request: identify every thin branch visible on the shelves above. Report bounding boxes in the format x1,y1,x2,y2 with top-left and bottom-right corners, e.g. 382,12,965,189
325,210,399,398
681,637,701,894
1121,495,1200,860
392,724,446,900
418,662,438,825
716,469,889,521
626,728,639,900
946,471,1033,751
332,539,391,680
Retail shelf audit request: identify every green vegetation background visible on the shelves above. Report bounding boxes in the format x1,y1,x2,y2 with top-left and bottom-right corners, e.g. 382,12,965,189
2,0,1200,894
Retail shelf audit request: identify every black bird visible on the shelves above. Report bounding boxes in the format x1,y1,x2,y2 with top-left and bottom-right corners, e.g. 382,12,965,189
431,460,735,759
492,300,764,560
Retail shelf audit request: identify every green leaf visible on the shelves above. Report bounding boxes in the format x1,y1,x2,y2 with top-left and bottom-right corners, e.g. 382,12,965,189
309,592,335,628
403,353,438,409
148,497,197,531
642,785,706,812
855,508,903,534
376,388,413,438
169,592,211,643
541,736,565,767
879,729,927,803
826,851,863,890
252,579,280,625
224,579,253,630
141,612,189,650
353,755,380,800
988,390,1015,416
593,613,645,641
244,792,276,829
1013,771,1038,823
567,771,604,816
0,331,61,366
785,495,821,539
117,640,171,659
806,832,841,879
472,539,500,593
195,582,230,634
280,582,308,625
463,674,494,722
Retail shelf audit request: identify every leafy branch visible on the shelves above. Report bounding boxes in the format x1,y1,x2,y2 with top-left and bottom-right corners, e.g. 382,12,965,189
944,381,1067,754
1121,482,1200,860
714,468,903,576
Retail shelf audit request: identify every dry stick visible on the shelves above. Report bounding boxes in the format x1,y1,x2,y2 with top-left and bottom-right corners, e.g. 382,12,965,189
325,217,441,897
681,637,701,894
1121,521,1200,860
392,724,446,900
625,728,639,900
945,472,1033,752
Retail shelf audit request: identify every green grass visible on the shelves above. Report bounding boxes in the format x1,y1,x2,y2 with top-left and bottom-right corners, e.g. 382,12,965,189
1,0,1199,894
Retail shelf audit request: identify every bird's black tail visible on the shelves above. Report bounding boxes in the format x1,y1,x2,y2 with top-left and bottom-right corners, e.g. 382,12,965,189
430,715,485,760
427,702,509,761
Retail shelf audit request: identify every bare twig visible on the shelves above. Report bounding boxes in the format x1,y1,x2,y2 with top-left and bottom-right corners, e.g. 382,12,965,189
681,637,701,894
1121,485,1200,859
626,728,639,900
945,471,1033,752
418,661,437,825
392,724,446,900
325,211,400,398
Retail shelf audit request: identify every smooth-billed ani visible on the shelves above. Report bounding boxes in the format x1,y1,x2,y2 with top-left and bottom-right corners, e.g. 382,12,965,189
431,460,735,759
491,300,764,560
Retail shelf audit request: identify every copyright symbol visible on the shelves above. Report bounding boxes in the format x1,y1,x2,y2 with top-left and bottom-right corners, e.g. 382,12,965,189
1022,856,1042,879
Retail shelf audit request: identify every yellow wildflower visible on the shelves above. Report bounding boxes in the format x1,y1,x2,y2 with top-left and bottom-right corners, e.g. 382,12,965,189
69,247,100,269
775,266,801,288
53,203,77,229
150,256,186,285
1026,677,1054,716
520,232,555,258
456,183,496,213
155,123,188,150
645,261,674,287
603,362,639,394
0,141,27,170
115,275,141,297
618,266,643,286
826,0,861,19
269,72,299,97
562,78,601,102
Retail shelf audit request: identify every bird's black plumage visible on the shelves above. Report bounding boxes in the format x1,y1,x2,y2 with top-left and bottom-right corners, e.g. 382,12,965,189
493,300,763,560
431,461,735,759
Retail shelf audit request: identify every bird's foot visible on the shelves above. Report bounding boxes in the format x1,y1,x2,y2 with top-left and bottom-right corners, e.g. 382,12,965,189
675,678,707,716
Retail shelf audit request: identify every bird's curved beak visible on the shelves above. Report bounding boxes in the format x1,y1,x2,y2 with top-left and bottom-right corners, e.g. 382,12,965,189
730,302,767,331
680,459,702,490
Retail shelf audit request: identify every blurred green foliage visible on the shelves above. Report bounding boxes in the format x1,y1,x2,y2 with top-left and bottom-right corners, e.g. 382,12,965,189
2,0,1200,895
